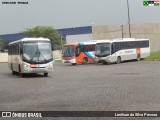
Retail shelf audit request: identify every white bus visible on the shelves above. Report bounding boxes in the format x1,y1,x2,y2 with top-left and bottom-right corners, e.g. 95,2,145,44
95,38,150,64
8,38,54,77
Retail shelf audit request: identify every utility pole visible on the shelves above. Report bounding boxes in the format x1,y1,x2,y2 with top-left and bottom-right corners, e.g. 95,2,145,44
127,0,131,38
61,35,63,49
59,31,63,49
121,25,124,39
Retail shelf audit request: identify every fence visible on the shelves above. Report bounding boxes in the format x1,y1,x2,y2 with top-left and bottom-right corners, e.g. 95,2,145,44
0,50,62,63
0,53,8,62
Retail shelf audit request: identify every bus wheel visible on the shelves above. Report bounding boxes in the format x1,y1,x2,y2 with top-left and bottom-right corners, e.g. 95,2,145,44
12,71,16,75
116,56,121,64
102,61,107,65
137,54,141,61
82,58,88,64
44,73,48,77
11,64,15,74
72,63,76,65
21,73,25,78
19,66,25,77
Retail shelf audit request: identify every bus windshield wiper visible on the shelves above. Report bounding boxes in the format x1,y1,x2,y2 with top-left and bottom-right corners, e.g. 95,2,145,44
30,45,39,63
39,51,48,63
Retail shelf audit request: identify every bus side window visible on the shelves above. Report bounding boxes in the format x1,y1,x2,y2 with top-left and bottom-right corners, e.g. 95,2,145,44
111,43,115,54
20,42,23,54
75,46,80,57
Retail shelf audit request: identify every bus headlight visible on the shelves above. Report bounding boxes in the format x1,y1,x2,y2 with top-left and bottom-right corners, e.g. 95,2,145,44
24,63,29,68
47,63,53,70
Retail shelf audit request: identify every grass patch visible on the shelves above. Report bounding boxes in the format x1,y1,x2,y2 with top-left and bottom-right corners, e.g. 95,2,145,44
144,51,160,61
54,60,62,63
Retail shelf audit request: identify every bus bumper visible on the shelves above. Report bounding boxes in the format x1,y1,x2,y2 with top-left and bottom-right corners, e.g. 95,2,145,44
95,57,111,63
62,59,76,64
22,62,53,73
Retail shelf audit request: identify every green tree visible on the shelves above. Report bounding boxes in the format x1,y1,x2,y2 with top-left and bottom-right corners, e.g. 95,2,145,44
0,37,4,47
22,26,63,49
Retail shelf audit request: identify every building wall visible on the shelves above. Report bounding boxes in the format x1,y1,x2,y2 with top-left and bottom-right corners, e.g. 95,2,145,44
57,26,92,41
0,51,62,63
92,23,160,52
66,34,93,44
53,50,62,60
0,53,8,62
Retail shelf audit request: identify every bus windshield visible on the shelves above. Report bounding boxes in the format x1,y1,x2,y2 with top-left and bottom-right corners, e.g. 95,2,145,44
62,46,75,57
23,42,53,63
95,43,111,57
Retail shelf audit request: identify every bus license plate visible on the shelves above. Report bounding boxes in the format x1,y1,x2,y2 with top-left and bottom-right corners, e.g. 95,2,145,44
30,64,38,68
65,60,70,63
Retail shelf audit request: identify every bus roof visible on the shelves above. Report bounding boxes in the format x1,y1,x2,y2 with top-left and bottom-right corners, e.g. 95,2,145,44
63,38,149,46
9,37,50,45
64,40,112,46
96,38,149,44
63,43,79,46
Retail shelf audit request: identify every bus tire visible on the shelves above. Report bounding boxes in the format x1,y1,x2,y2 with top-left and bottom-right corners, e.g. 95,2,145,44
116,56,121,64
12,71,16,75
82,57,88,64
137,54,141,61
21,73,25,78
72,63,76,65
44,73,48,77
102,61,107,65
19,65,25,78
11,64,15,74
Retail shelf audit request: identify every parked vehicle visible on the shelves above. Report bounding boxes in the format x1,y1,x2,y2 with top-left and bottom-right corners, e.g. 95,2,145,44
95,38,150,64
62,40,100,65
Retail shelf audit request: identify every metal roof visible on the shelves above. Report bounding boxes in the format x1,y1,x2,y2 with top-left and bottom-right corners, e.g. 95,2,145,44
0,26,92,43
0,33,28,43
57,26,92,39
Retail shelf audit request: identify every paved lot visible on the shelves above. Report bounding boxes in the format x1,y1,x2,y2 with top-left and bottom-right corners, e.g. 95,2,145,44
0,61,160,119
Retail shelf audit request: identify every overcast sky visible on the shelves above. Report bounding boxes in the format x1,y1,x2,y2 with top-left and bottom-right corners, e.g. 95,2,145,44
0,0,160,34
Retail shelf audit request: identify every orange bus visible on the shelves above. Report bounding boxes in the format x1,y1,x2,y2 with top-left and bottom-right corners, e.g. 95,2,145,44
62,40,99,65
